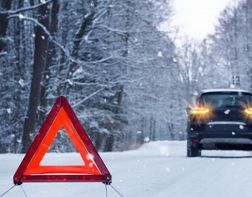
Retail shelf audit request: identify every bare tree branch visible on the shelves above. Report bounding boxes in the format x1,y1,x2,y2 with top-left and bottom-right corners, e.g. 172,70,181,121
0,0,54,15
8,14,73,62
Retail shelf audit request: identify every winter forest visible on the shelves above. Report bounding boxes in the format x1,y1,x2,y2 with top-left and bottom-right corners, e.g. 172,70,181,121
0,0,251,153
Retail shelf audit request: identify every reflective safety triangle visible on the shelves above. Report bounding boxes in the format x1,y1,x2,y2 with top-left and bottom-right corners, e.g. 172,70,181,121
14,96,112,185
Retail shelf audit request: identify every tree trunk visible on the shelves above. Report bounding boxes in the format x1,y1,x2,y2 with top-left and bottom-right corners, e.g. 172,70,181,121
63,1,96,95
21,3,50,153
13,0,25,153
40,0,59,122
0,0,12,52
104,135,114,152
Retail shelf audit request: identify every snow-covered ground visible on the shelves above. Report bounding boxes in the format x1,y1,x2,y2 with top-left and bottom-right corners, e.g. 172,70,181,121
1,141,252,197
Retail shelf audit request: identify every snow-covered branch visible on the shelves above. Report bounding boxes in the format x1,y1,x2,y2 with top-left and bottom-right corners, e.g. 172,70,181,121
8,14,73,62
0,52,7,57
96,25,128,36
93,9,108,25
72,88,105,108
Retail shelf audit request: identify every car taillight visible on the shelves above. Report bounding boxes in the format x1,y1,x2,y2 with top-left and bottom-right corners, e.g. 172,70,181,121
190,107,210,115
244,107,252,116
189,105,213,123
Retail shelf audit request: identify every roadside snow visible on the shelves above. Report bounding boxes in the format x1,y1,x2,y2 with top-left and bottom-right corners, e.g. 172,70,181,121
1,141,252,197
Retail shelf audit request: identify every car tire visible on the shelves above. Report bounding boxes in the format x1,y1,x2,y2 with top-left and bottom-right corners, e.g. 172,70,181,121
187,140,201,157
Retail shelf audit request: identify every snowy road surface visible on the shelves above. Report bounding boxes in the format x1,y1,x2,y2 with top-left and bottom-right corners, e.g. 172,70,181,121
1,141,252,197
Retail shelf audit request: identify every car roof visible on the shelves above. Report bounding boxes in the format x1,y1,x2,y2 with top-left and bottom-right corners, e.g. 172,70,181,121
201,88,252,94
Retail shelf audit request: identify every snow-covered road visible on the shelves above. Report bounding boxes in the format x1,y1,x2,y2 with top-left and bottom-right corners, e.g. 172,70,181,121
1,141,252,197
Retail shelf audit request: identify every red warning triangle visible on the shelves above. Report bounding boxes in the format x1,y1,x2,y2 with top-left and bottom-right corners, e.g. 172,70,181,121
14,96,111,185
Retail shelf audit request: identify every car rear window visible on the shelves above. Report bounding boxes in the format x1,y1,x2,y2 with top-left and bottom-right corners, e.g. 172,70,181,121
198,92,252,108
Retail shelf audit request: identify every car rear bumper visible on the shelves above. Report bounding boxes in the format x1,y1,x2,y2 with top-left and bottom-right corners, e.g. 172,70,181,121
188,134,252,150
187,122,252,150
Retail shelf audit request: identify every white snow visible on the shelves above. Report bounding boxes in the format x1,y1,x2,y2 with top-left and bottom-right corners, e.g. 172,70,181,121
18,79,25,87
144,136,150,143
157,51,163,57
40,0,47,4
240,125,244,130
67,79,73,85
18,14,24,19
6,108,12,114
1,141,252,197
224,109,230,115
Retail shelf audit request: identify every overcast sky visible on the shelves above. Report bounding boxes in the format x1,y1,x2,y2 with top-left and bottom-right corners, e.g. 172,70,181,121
166,0,236,40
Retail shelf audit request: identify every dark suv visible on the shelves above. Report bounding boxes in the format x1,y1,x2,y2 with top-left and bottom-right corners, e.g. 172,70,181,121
187,89,252,157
